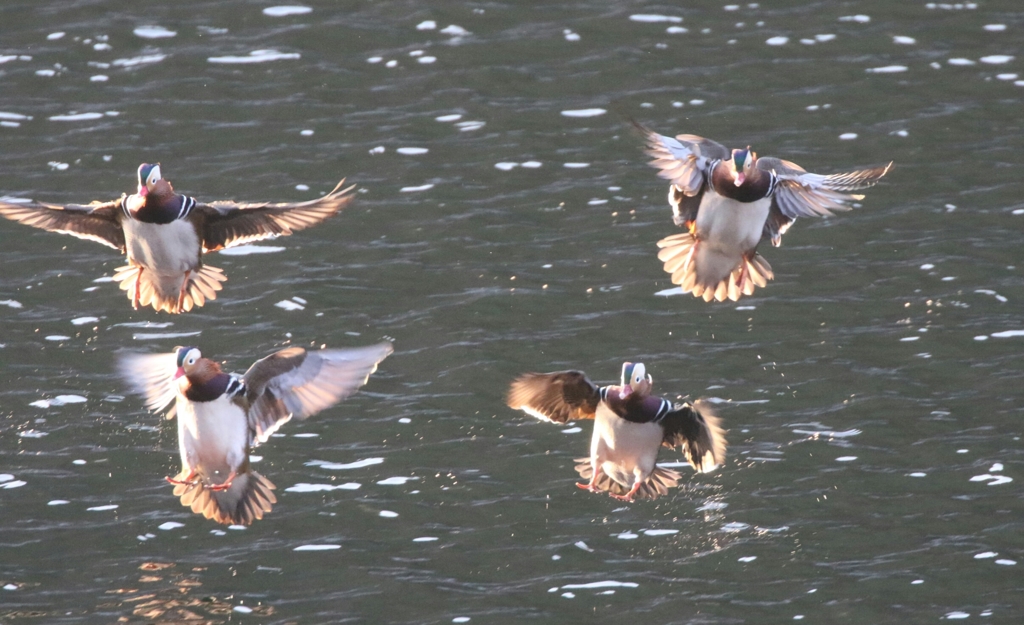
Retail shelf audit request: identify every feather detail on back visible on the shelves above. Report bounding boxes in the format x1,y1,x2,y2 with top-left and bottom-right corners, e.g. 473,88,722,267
506,371,601,424
660,400,727,473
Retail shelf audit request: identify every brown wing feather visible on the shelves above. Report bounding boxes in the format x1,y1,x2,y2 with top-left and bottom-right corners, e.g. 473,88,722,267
660,400,726,473
506,370,601,424
196,179,355,252
0,198,125,251
243,343,393,445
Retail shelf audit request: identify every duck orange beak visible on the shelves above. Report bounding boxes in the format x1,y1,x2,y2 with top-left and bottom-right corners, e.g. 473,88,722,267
174,367,186,379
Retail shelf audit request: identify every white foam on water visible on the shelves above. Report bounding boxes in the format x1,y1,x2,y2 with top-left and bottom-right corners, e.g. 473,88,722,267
563,162,589,168
413,536,439,542
900,336,919,342
48,499,69,505
90,75,108,82
452,618,470,623
73,460,87,465
996,559,1016,565
111,54,166,67
521,160,542,168
300,129,313,136
561,592,575,598
697,501,728,511
436,114,462,122
0,480,27,489
908,472,927,477
574,541,593,552
866,65,908,73
997,73,1018,80
285,482,361,492
974,551,997,559
292,432,317,438
48,161,69,171
564,30,580,41
970,474,1013,485
630,14,683,23
228,525,247,530
295,184,310,191
307,457,384,470
815,33,836,42
991,330,1024,338
385,60,398,68
948,58,976,65
233,606,253,614
208,50,300,64
398,417,411,424
838,14,871,23
738,556,757,562
981,55,1013,64
920,263,935,270
766,36,788,46
945,612,969,620
615,532,639,540
835,456,857,462
377,476,419,485
561,108,606,118
397,147,428,155
984,24,1006,31
112,321,172,328
643,529,677,536
366,56,382,63
400,184,434,192
50,112,104,121
455,120,485,131
588,199,608,205
379,510,399,518
87,505,118,511
275,299,304,311
158,522,184,530
990,463,1003,472
722,522,750,532
0,112,31,121
47,32,65,40
839,132,858,140
71,316,99,326
724,4,739,10
418,56,436,64
440,25,469,36
263,6,312,16
893,36,916,44
417,20,436,30
667,26,688,34
791,427,861,438
368,146,385,154
656,289,685,301
294,544,340,551
562,581,639,590
218,244,286,256
133,331,201,339
36,69,56,77
495,162,518,171
561,427,582,434
133,26,177,39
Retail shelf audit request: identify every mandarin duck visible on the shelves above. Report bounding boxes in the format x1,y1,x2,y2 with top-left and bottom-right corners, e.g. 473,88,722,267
507,362,725,502
0,163,354,313
637,123,891,302
119,342,393,525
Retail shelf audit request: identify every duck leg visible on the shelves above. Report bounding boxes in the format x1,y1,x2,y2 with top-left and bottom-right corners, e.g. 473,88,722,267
576,461,602,493
207,470,237,492
609,478,643,503
132,267,144,310
166,469,198,486
176,270,191,312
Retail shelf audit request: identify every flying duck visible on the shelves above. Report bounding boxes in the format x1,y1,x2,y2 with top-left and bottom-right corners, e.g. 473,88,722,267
0,163,354,313
507,362,725,502
637,123,891,301
119,342,393,525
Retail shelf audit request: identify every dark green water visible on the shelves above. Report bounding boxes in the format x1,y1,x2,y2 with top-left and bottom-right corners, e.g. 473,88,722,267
1,1,1022,623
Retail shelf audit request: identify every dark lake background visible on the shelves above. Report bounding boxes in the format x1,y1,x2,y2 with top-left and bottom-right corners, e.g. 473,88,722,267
1,1,1022,623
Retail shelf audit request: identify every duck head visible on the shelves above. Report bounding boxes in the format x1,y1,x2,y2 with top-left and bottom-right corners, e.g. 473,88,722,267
618,362,653,400
728,147,757,186
136,163,167,198
174,346,220,385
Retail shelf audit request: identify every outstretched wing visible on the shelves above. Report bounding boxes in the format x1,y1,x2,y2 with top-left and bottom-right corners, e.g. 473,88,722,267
195,179,355,252
117,351,179,419
660,400,726,473
0,198,125,251
636,122,730,197
758,157,891,220
506,370,601,424
243,342,393,445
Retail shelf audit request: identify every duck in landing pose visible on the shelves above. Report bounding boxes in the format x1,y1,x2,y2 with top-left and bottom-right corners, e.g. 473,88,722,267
637,124,891,302
119,342,393,525
0,163,354,313
507,362,725,502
